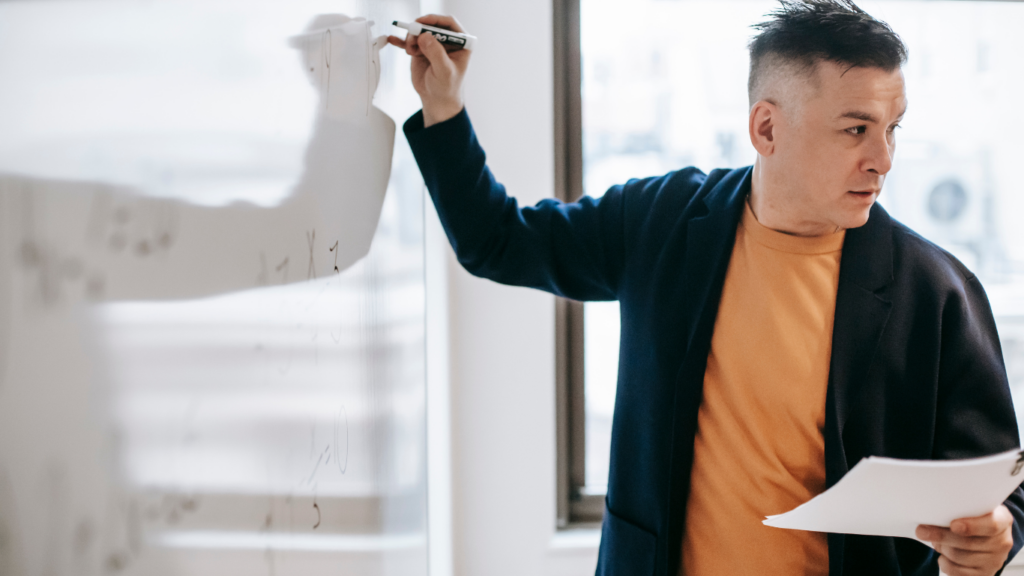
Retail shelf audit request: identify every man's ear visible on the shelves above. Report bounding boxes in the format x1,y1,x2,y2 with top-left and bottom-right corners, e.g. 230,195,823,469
749,100,778,156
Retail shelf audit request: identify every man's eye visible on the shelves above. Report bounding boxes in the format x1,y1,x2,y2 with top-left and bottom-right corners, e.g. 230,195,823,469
846,126,867,135
888,123,902,132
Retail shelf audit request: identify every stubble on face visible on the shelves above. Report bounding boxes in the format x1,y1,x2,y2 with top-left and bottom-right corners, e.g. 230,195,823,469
751,60,907,236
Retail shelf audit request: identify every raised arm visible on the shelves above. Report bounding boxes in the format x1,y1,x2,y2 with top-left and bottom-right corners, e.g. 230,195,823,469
389,15,626,301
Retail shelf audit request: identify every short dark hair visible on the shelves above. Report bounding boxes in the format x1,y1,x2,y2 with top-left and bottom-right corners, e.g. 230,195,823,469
748,0,908,104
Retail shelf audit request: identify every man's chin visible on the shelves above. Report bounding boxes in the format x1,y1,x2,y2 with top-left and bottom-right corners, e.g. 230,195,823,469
837,193,877,230
832,209,873,231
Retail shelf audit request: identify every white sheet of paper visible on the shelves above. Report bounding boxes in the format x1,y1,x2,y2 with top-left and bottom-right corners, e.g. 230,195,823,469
763,449,1024,539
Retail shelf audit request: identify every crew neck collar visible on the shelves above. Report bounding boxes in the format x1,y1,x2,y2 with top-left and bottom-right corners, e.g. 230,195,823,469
741,200,846,255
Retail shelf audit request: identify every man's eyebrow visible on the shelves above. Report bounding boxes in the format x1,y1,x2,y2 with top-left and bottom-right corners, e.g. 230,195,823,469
838,106,908,124
838,110,878,123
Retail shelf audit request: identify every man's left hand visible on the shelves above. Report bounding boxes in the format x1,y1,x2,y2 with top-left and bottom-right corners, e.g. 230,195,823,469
916,505,1015,576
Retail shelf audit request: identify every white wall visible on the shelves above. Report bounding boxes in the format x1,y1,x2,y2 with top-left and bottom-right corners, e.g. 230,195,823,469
422,0,601,574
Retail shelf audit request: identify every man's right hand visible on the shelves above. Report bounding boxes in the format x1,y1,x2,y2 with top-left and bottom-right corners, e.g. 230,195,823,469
387,14,471,127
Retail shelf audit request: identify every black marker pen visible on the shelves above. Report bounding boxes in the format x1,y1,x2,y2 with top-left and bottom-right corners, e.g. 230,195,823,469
393,21,477,51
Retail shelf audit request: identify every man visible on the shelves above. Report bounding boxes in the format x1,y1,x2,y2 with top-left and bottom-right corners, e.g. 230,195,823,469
388,1,1024,574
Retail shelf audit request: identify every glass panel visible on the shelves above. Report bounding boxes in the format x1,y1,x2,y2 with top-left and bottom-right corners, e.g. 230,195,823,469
583,300,620,490
0,1,428,575
581,0,1024,493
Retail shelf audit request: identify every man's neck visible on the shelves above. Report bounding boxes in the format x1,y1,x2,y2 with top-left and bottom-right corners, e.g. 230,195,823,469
749,162,841,237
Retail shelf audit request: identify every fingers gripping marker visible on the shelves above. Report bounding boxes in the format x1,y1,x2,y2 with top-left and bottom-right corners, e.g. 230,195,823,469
392,20,477,51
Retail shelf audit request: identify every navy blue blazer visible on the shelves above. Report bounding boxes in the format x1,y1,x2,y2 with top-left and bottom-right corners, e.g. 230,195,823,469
405,108,1024,575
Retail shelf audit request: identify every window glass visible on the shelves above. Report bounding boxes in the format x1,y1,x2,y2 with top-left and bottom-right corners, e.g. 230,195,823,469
580,0,1024,492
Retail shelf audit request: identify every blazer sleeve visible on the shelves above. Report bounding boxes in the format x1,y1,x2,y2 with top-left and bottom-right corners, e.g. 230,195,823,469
404,108,626,302
932,275,1024,569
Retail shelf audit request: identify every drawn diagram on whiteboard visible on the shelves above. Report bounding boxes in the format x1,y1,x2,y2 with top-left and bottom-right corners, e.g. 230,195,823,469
0,12,395,307
306,405,350,485
0,6,424,575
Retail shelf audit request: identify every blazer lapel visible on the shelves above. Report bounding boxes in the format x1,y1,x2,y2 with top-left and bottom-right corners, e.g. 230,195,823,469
825,202,895,576
666,168,750,572
827,202,895,471
678,169,751,346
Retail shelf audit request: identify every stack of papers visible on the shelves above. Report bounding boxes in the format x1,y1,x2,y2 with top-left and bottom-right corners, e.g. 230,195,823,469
764,449,1024,539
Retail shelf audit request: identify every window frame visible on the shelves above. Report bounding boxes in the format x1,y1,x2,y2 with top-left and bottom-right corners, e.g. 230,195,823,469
553,0,603,527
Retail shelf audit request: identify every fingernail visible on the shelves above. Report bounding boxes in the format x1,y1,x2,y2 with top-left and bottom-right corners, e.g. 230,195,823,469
951,521,964,534
915,526,929,539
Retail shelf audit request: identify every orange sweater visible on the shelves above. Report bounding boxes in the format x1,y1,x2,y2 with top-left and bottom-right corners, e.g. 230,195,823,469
681,200,845,575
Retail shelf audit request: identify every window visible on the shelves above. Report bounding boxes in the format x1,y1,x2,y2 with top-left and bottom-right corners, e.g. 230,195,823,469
555,0,1024,526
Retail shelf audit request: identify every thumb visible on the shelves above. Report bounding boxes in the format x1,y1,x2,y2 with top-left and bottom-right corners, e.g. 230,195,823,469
418,33,453,77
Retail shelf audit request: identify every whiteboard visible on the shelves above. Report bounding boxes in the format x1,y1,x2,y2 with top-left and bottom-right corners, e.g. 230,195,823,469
0,1,428,575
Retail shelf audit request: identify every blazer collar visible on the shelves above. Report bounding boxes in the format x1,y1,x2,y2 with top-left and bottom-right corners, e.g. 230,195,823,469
706,168,895,296
702,167,752,215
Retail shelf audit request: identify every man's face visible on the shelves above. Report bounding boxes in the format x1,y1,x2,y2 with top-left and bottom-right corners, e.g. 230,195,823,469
772,61,907,231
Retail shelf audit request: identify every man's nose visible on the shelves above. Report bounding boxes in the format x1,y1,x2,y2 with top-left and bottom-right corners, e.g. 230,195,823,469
865,132,894,176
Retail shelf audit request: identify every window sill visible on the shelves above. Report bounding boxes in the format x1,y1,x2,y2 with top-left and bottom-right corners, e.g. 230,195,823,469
550,527,601,551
